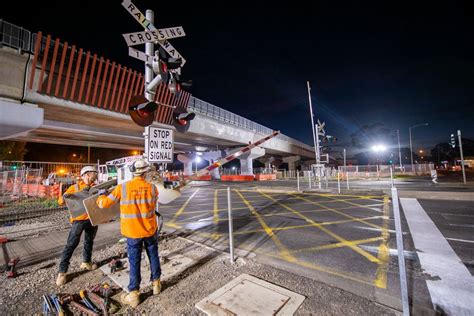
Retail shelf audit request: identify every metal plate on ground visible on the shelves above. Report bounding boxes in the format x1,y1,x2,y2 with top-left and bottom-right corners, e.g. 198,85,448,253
83,194,120,226
99,254,195,292
195,273,305,316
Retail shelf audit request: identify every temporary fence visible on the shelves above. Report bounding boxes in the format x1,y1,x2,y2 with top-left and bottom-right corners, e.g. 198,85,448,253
1,160,89,179
0,168,43,204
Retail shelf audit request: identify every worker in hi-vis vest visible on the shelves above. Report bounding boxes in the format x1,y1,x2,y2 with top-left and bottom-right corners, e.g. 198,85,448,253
56,166,99,286
96,159,161,308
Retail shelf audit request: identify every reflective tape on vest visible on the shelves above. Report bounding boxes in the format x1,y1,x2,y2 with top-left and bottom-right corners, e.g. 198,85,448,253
107,194,118,201
120,197,156,205
120,210,154,219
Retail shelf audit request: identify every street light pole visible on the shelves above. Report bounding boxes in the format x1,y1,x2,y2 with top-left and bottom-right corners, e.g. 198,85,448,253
457,130,466,184
397,129,402,169
306,81,319,165
409,123,428,169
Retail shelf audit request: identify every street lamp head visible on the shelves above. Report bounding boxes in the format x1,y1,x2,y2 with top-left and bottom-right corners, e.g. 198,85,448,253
371,144,386,153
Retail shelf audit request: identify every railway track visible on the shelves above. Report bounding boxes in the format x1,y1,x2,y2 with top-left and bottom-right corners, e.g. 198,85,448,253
0,207,66,224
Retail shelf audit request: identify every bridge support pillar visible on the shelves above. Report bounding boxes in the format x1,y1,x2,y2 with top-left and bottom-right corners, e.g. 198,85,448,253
200,151,223,179
283,155,301,171
258,156,275,171
177,154,194,176
237,147,265,175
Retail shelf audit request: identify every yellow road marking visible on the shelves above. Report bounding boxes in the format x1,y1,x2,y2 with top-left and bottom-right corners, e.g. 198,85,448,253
168,189,200,226
235,190,297,262
322,194,386,214
231,216,384,236
374,196,390,288
173,203,384,223
258,190,380,263
284,236,383,255
213,189,219,224
294,194,383,230
231,239,375,286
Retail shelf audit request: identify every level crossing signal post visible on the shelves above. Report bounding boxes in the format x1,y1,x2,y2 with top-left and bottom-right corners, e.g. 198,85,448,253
121,0,195,170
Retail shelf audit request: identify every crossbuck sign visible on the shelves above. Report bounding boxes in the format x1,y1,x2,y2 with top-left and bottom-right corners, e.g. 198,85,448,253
146,126,174,163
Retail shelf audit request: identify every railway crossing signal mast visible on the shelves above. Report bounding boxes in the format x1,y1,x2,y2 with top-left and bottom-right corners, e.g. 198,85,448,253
121,0,194,168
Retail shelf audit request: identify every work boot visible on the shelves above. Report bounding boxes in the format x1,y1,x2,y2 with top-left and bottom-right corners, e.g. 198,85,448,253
152,279,162,295
80,262,97,271
120,290,140,308
56,273,67,286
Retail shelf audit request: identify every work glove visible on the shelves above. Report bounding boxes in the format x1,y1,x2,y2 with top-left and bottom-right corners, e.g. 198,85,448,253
82,186,91,192
98,189,107,196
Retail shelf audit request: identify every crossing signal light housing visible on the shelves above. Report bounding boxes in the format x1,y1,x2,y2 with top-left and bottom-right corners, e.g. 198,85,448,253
157,47,182,70
128,95,158,127
169,72,193,95
172,107,195,133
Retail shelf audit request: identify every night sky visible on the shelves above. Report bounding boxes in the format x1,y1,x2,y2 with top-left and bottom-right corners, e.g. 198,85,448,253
4,1,474,157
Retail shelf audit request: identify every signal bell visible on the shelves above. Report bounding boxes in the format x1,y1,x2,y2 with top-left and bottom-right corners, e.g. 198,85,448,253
128,95,158,127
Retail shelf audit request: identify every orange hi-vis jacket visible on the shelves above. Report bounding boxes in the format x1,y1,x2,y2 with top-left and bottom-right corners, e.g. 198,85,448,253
58,180,92,222
96,177,158,238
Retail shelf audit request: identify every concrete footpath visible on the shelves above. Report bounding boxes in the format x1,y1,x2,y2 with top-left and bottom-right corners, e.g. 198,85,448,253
0,221,122,269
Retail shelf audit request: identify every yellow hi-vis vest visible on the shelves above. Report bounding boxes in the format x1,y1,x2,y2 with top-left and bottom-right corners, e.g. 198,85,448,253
96,177,158,238
58,180,91,223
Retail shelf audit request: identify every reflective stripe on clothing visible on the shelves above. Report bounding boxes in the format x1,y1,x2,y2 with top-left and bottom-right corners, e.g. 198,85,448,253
121,210,154,219
107,194,118,202
96,177,159,238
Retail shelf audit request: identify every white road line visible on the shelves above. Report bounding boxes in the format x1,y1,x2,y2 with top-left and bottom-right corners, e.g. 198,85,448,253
353,225,409,235
400,198,474,315
446,237,474,244
358,245,417,260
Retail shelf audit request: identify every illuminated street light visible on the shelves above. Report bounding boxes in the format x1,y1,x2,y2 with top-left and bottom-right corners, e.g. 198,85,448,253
371,144,387,152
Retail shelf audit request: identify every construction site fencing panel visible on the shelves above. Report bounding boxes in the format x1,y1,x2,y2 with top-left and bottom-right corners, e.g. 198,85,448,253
1,161,89,179
0,168,43,204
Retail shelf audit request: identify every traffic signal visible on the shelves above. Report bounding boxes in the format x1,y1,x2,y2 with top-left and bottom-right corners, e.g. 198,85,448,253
128,95,158,127
172,107,195,133
450,133,456,148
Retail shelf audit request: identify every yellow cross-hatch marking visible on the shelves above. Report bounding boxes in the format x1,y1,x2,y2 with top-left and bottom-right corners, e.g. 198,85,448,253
374,196,391,289
173,202,385,224
230,216,385,236
257,190,381,264
293,194,383,230
235,190,297,262
167,189,200,227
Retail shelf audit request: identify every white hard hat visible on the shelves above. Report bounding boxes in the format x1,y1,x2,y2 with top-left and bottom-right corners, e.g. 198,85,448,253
80,166,97,176
132,159,150,175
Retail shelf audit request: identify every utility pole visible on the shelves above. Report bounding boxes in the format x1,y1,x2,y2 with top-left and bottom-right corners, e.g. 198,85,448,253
457,130,466,184
343,148,346,171
397,129,402,169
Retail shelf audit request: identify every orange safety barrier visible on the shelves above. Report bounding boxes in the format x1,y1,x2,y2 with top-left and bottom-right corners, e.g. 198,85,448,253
38,185,47,198
221,175,255,182
49,184,61,198
194,175,211,181
255,174,276,181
